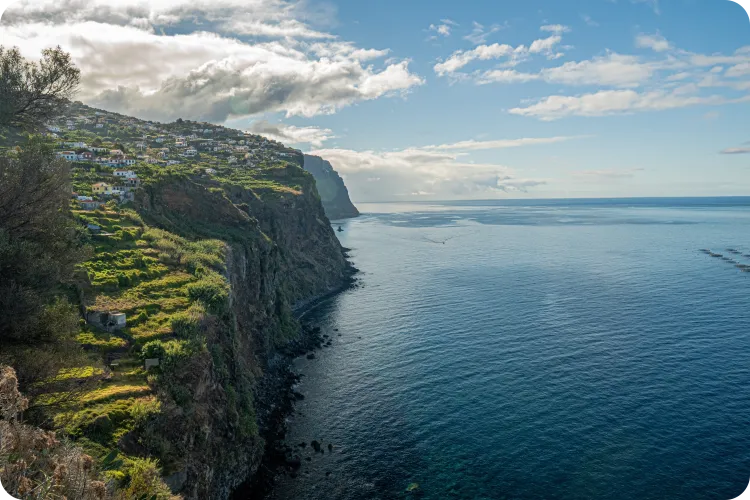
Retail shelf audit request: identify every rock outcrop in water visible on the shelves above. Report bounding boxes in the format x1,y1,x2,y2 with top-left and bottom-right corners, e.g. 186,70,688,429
303,154,360,220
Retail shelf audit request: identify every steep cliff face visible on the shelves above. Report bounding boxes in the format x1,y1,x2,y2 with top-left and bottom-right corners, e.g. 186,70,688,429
132,166,351,498
303,154,360,220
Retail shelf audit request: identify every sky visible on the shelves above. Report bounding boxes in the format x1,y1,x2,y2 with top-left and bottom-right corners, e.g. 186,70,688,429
1,0,749,201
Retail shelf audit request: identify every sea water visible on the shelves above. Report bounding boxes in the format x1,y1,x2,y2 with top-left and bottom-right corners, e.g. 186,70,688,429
267,198,750,500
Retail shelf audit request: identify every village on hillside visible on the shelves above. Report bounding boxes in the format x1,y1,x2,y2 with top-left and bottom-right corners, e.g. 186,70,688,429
16,101,302,211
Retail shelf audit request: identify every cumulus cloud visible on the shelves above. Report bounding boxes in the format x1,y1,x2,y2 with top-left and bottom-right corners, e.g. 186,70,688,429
434,36,563,76
0,0,424,123
428,19,457,39
540,24,571,34
247,120,335,147
635,33,671,52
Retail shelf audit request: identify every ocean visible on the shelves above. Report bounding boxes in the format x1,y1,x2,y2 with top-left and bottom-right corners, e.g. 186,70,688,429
264,197,750,500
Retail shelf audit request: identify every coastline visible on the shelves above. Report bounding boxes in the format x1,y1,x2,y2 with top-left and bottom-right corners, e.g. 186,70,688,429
232,255,359,499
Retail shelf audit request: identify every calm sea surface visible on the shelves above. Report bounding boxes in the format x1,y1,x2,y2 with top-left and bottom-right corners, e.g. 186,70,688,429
267,198,750,500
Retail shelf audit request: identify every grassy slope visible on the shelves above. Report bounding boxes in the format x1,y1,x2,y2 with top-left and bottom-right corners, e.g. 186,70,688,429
47,207,228,486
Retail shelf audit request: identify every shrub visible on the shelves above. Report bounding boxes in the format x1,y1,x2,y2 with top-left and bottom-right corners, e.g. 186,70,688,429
186,271,229,314
140,341,166,362
118,458,174,500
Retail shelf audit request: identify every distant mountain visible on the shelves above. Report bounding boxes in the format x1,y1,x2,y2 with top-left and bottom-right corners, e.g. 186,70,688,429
304,154,359,220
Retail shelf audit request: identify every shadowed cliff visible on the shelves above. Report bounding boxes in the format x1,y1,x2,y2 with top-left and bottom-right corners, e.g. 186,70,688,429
303,154,359,220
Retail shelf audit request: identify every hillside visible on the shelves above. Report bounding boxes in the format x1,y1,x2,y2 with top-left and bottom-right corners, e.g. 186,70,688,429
1,102,354,498
303,154,360,220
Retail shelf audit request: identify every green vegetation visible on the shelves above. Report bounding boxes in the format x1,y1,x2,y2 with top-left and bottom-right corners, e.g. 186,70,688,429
1,44,336,499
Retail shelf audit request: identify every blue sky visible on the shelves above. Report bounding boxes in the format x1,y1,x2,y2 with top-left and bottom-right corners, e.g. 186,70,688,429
1,0,749,200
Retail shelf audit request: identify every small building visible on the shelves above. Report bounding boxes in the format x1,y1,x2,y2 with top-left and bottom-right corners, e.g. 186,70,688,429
80,200,102,210
77,195,93,201
124,158,137,166
122,177,141,189
205,168,217,175
92,182,111,195
95,123,105,128
114,169,136,178
86,223,101,233
57,151,78,161
79,152,94,161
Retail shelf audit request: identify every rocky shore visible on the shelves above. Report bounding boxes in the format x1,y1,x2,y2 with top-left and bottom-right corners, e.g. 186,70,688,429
232,262,359,499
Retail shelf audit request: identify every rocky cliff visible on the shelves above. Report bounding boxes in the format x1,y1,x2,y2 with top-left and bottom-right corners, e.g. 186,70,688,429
303,154,360,220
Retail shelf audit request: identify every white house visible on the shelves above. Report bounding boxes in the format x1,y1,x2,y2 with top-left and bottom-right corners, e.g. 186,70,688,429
114,169,136,178
228,156,238,164
205,168,217,175
155,137,166,143
47,125,61,133
95,123,105,128
57,151,78,161
123,158,137,166
65,141,87,149
184,148,197,157
167,160,181,165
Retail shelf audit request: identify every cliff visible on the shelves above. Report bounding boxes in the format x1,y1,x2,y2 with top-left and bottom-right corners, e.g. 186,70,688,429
129,160,351,498
4,104,356,499
303,154,360,220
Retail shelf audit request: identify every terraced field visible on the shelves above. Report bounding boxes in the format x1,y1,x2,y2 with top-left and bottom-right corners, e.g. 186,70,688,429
51,208,228,482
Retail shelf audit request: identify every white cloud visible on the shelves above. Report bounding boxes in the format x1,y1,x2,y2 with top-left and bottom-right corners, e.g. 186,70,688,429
727,62,750,77
0,1,424,123
540,24,571,34
428,20,457,38
308,146,550,200
247,120,335,147
509,88,750,120
541,53,653,87
307,135,573,200
434,43,516,75
581,15,599,27
463,21,504,45
720,147,750,154
434,36,563,76
424,136,582,150
478,53,654,87
635,33,671,52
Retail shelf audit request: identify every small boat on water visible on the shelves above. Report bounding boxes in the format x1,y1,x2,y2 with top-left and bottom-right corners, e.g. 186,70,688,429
337,225,344,232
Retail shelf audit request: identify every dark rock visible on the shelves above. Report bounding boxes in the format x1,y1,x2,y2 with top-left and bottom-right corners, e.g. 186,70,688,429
328,443,333,452
299,442,307,448
326,471,332,477
164,470,188,493
305,457,312,462
286,456,302,469
306,353,315,360
311,440,321,452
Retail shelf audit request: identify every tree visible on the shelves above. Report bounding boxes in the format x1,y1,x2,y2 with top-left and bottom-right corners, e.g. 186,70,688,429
0,137,90,343
0,46,81,131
